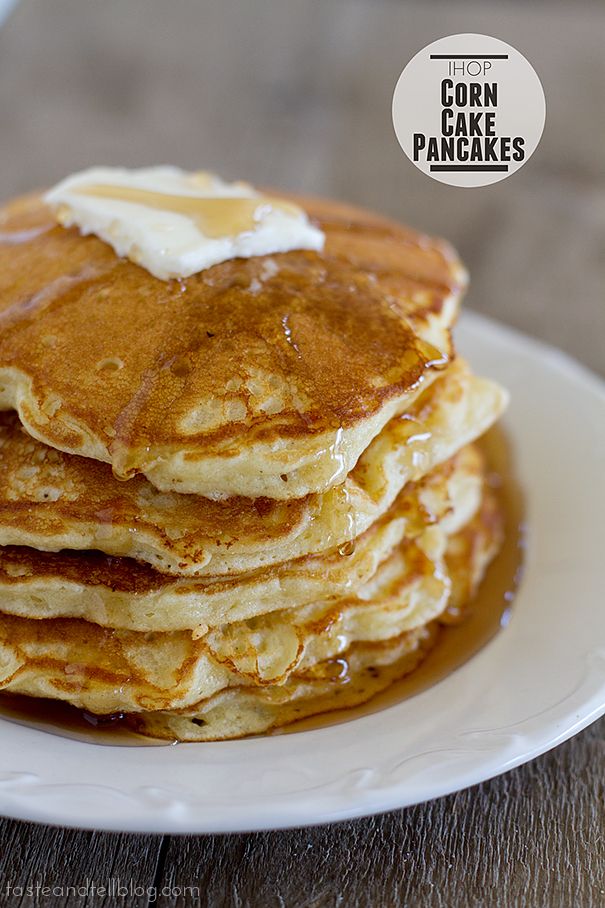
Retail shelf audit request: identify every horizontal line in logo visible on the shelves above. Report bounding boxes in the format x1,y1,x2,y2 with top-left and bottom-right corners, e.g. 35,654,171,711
429,165,510,172
429,54,509,60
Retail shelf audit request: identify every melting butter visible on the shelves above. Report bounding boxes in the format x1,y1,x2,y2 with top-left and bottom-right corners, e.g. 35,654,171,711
44,166,325,281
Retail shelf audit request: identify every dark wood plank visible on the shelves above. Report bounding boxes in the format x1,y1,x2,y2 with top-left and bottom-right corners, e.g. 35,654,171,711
0,821,162,907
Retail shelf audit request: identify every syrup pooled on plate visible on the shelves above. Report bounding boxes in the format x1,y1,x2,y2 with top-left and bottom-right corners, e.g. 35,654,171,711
0,692,173,746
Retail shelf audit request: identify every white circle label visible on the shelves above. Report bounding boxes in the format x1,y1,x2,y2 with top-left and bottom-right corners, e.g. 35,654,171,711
392,34,546,187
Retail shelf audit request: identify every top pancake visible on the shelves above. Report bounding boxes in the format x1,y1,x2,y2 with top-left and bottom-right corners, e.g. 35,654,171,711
0,191,465,499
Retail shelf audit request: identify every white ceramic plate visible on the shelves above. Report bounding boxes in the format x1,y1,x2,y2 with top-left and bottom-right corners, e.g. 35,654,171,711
0,311,603,834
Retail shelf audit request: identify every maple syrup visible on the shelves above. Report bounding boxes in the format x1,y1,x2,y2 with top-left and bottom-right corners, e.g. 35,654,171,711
74,183,300,239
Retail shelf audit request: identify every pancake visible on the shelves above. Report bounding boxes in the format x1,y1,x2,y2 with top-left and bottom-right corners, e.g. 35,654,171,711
0,192,465,499
0,358,506,575
138,628,437,742
0,487,501,738
0,445,484,631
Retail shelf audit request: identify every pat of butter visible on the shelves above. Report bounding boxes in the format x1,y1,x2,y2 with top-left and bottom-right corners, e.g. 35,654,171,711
44,166,325,280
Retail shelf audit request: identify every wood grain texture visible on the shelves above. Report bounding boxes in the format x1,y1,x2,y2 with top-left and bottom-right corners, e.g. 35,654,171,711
0,0,603,905
0,821,162,906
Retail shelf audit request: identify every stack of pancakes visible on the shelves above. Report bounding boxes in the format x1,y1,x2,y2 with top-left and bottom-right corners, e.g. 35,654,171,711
0,192,507,741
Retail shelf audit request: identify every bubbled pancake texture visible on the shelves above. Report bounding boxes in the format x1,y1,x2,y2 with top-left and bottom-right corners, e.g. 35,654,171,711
0,190,508,739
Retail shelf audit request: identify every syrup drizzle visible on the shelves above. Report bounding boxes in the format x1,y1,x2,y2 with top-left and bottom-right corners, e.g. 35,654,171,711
73,184,301,239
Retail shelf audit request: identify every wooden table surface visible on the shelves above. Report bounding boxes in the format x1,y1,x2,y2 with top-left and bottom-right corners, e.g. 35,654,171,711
0,1,603,904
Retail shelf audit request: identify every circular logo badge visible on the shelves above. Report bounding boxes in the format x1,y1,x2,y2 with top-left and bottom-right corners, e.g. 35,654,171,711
392,34,546,187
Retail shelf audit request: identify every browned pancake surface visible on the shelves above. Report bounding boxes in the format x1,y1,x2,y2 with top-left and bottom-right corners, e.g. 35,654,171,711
0,192,464,485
